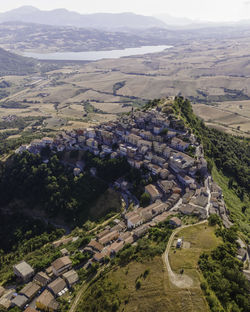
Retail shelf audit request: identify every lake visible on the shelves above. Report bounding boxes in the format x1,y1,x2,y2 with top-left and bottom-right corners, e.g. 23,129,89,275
23,45,172,61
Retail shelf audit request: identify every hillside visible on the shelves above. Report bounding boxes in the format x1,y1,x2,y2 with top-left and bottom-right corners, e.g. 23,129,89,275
0,98,249,312
0,22,173,53
0,47,37,75
0,6,166,30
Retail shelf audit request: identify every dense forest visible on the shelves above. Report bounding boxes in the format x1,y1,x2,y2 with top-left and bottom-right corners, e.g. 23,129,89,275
199,216,250,312
0,151,130,226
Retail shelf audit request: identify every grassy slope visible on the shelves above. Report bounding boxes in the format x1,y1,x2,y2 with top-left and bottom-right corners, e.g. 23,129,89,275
78,224,222,312
169,223,222,285
80,257,209,312
212,166,250,240
0,47,37,75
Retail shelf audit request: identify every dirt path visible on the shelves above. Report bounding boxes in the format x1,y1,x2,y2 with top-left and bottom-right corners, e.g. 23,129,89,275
163,221,207,288
69,282,87,312
87,213,120,235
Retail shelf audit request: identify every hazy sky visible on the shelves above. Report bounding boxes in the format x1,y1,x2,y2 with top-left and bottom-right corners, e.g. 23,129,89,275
1,0,250,22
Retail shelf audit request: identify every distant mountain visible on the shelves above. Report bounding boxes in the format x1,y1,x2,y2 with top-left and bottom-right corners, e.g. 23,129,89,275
155,13,250,29
0,6,167,30
154,13,196,27
0,47,37,75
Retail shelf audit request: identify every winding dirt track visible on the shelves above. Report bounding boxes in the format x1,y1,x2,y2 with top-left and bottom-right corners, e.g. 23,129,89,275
163,221,207,288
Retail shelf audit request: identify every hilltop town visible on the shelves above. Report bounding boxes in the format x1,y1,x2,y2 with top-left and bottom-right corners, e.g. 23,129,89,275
0,100,235,311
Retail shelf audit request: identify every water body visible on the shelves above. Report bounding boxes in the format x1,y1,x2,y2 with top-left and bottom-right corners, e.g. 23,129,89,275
23,45,172,61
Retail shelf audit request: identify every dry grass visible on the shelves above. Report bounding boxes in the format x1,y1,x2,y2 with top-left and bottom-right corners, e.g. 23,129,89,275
97,255,210,312
169,223,222,286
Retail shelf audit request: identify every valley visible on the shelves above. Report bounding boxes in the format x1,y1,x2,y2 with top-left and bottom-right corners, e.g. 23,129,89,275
0,5,249,311
2,35,250,146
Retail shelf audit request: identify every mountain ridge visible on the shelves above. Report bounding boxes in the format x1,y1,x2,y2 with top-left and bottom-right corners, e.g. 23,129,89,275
0,6,167,30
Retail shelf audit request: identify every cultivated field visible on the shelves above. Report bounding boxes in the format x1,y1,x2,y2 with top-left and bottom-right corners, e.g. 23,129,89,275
2,36,250,139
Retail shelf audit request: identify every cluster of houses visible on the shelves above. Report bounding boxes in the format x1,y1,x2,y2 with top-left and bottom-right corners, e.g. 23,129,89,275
8,104,241,310
15,107,212,220
81,212,182,265
0,255,78,311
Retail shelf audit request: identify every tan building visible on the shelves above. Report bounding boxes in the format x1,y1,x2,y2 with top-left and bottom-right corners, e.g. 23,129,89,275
12,295,28,309
51,256,72,276
169,217,182,227
13,261,34,282
93,252,105,263
20,282,41,300
34,271,51,287
36,290,59,311
109,241,124,255
87,240,104,253
47,277,67,297
62,270,79,287
24,307,38,312
145,184,162,202
127,213,144,229
98,231,119,246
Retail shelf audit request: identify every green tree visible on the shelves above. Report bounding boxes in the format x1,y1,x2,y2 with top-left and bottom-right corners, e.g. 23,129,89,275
140,192,151,207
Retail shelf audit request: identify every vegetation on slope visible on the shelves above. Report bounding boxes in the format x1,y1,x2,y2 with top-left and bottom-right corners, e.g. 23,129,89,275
199,221,250,312
76,220,173,312
0,152,130,226
152,97,250,240
0,47,37,75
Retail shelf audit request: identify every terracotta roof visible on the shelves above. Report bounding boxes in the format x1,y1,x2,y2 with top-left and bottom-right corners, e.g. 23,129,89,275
110,241,124,253
24,307,38,312
128,214,143,225
20,282,41,299
52,256,72,271
124,235,134,245
94,253,105,261
119,232,132,241
96,229,110,239
34,271,51,286
145,184,161,199
36,290,59,310
48,277,67,295
99,231,119,245
88,240,104,252
62,270,79,286
170,217,182,226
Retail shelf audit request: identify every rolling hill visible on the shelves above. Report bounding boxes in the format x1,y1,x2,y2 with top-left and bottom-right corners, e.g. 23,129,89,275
0,47,38,75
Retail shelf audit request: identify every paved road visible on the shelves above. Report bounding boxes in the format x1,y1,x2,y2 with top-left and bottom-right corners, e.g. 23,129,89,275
204,177,211,218
163,220,207,288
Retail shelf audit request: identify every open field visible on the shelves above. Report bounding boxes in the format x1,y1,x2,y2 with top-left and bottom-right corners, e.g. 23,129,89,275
169,223,222,287
79,256,209,312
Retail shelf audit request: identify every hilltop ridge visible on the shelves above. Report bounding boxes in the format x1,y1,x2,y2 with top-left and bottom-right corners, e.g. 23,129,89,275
0,6,166,30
